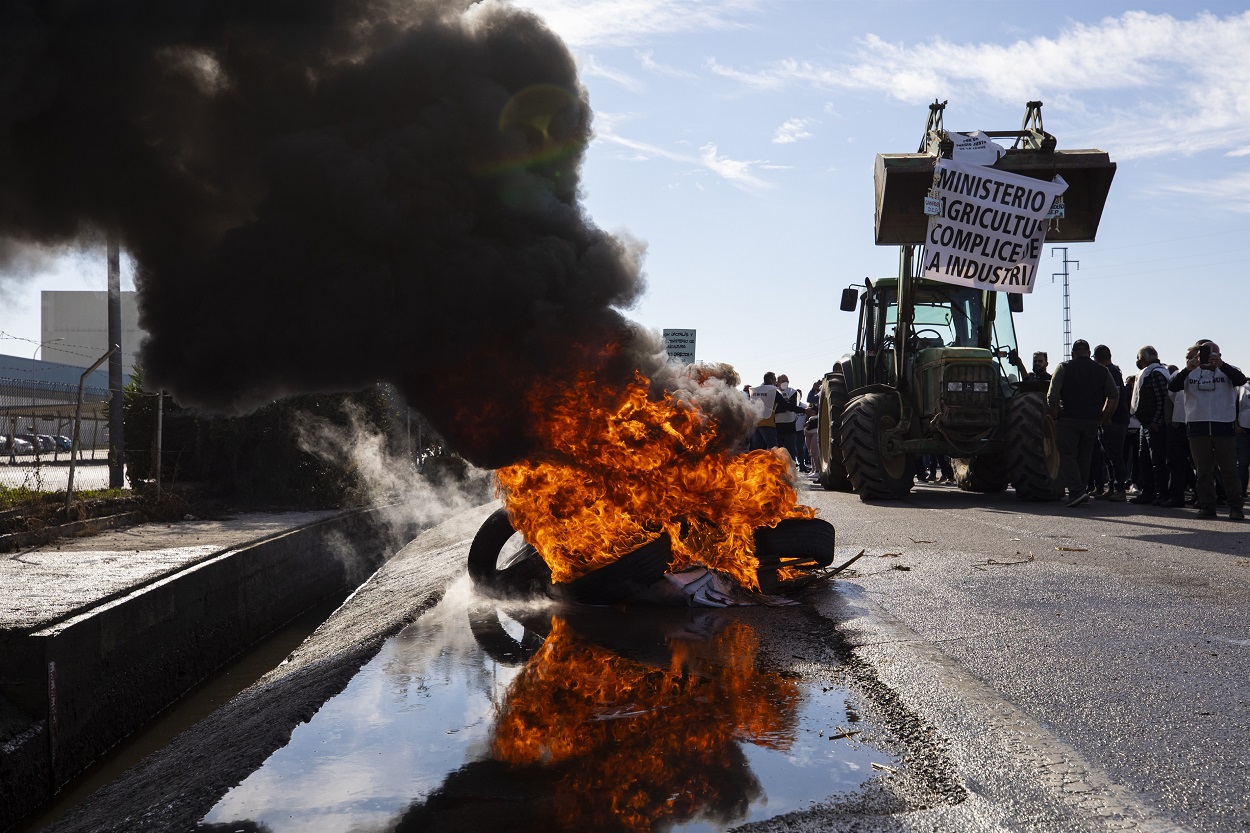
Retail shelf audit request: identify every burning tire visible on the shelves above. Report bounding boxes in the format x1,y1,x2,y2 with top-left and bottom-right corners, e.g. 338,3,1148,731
840,392,914,501
951,454,1010,492
467,508,553,600
1004,391,1063,501
754,517,836,593
557,534,674,605
467,508,673,604
818,371,852,492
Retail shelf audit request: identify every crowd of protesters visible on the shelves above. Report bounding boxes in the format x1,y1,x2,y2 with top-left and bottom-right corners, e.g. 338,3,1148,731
743,337,1249,521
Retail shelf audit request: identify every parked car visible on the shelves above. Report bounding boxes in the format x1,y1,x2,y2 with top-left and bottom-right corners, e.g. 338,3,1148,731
15,434,54,453
54,435,73,451
2,435,35,455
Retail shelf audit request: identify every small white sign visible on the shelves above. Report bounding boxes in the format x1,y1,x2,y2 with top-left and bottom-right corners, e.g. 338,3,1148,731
663,329,696,364
950,131,1006,165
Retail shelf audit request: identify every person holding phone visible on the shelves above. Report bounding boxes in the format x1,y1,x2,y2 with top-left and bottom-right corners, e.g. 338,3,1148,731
1168,340,1247,520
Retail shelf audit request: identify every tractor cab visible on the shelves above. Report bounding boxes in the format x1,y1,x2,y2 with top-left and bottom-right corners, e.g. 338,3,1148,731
844,278,1023,423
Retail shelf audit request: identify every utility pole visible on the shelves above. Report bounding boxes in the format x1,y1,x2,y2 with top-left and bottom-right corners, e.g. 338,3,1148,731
107,236,125,489
1051,247,1079,361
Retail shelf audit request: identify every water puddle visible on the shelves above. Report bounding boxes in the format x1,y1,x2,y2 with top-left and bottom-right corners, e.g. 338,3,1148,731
197,581,894,832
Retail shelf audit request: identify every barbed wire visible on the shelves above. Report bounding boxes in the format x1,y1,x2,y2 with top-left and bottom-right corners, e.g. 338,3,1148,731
1,330,143,367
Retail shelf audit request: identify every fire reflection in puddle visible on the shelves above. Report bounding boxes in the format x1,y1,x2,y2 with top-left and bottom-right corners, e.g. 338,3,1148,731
197,579,894,832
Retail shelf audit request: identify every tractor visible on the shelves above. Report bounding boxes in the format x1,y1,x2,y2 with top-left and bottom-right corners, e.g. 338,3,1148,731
817,101,1115,500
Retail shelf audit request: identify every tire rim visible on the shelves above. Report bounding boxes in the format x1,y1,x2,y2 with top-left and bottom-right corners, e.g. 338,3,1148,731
1043,412,1061,479
877,412,908,480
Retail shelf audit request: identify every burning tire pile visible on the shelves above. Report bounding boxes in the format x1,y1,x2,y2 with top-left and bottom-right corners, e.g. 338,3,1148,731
468,507,836,606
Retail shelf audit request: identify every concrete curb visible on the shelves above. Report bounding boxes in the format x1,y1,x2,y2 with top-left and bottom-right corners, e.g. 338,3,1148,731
38,501,495,833
1,505,418,832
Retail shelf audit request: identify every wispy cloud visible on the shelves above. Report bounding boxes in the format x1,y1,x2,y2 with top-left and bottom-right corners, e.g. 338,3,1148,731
593,118,773,190
697,143,772,187
579,54,645,93
772,117,814,144
1148,166,1250,214
509,0,760,48
636,49,698,80
706,11,1250,159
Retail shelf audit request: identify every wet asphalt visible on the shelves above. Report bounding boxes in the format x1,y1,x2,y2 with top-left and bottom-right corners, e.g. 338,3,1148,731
34,485,1250,833
800,478,1249,832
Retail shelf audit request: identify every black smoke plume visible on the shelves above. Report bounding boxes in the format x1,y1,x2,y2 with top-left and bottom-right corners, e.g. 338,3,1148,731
0,0,664,467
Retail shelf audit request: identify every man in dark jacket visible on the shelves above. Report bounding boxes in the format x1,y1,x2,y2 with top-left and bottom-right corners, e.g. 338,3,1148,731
1168,340,1246,520
1094,344,1130,501
1047,340,1119,507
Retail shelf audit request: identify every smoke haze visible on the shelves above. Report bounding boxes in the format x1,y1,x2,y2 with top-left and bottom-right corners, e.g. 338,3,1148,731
1,0,661,467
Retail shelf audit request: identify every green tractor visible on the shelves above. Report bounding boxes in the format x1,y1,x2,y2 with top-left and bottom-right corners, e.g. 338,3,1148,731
817,101,1116,500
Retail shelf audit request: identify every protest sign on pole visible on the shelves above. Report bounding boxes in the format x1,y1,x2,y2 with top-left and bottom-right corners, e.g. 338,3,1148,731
922,156,1067,294
662,329,696,363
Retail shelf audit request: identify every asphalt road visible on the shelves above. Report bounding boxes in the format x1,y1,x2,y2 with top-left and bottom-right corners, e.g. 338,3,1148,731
32,486,1250,833
799,478,1250,833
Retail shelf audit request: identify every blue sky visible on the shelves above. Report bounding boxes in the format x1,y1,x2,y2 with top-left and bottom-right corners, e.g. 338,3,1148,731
2,0,1247,398
523,0,1250,392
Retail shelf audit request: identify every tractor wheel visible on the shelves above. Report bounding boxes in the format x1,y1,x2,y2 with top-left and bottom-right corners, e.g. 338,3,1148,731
951,454,1010,492
1005,391,1064,501
818,372,852,491
840,392,914,501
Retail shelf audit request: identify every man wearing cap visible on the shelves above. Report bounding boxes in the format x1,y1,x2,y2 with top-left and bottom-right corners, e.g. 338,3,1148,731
1047,340,1119,507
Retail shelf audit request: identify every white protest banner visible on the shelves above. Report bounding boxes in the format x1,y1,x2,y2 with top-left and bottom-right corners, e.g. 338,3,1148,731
922,156,1067,294
950,131,1005,165
662,328,696,363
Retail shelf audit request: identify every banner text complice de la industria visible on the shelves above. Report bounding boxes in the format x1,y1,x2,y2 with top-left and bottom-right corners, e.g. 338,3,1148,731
921,157,1067,294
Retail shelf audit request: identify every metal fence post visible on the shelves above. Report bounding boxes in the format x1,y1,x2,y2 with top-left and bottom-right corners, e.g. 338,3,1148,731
66,346,119,513
155,390,163,497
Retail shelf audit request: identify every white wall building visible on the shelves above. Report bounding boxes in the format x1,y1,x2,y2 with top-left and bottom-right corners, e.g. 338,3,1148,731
40,290,145,380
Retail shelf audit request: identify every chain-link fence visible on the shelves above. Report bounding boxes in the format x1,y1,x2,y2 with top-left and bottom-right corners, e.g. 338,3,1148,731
0,376,113,491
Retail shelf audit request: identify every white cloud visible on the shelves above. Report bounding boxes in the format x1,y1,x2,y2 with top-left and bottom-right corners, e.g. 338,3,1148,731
508,0,760,48
697,143,773,187
579,54,645,93
592,118,773,190
773,117,814,144
636,49,698,80
706,11,1250,160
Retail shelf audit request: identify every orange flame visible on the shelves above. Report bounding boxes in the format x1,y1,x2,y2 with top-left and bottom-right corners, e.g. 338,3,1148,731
497,370,815,589
491,616,799,830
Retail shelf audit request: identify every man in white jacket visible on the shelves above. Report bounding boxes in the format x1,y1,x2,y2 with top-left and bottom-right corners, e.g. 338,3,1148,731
1168,341,1247,520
